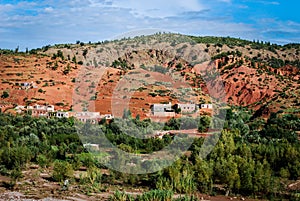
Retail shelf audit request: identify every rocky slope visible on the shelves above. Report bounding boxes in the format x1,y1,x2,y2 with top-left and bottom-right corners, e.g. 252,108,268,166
0,33,299,117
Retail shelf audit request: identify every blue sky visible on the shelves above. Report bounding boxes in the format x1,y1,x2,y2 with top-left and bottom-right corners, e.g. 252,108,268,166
0,0,299,50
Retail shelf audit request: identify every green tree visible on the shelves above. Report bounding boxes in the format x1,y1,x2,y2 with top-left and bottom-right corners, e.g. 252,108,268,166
122,109,132,119
52,61,58,70
72,55,77,64
57,50,64,60
1,91,9,98
83,49,88,58
52,160,74,182
197,116,211,132
63,63,71,75
194,159,213,193
252,160,272,194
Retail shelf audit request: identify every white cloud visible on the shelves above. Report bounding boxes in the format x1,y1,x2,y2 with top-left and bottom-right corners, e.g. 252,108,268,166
0,0,298,50
44,7,54,13
259,1,279,5
111,0,206,18
0,4,14,12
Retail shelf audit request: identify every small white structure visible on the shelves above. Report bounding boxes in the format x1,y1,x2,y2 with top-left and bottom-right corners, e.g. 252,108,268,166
15,105,25,114
83,143,99,151
56,111,69,118
26,106,34,110
31,104,55,117
200,104,213,109
176,103,197,113
101,114,114,120
75,112,100,118
47,105,55,112
21,82,31,89
75,112,101,124
151,102,175,117
33,105,55,112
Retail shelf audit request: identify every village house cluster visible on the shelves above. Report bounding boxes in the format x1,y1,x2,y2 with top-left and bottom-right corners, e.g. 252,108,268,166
12,101,212,123
150,102,213,117
14,104,114,123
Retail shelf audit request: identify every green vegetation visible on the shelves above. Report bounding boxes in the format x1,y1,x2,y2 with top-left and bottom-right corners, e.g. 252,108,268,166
0,48,15,55
63,63,71,75
109,190,201,201
267,57,300,69
112,58,130,70
3,33,300,59
83,49,88,58
52,50,65,60
190,35,300,69
190,35,254,47
211,50,242,60
189,35,297,51
51,61,58,70
52,160,74,182
1,91,9,98
140,65,170,74
0,106,299,199
1,33,300,199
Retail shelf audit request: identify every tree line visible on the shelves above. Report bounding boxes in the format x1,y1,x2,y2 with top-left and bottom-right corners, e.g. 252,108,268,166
0,107,299,199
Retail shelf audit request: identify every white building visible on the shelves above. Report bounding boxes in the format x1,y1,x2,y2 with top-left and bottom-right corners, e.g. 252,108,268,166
15,105,25,114
31,105,55,117
200,104,213,109
101,114,114,120
176,103,197,113
33,105,55,112
26,106,34,110
75,112,101,124
56,111,69,118
150,102,175,117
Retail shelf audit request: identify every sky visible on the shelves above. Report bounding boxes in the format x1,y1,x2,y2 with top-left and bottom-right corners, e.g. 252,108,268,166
0,0,299,50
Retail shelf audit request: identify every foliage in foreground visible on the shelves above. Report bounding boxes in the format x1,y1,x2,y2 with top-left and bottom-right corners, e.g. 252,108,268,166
0,108,299,198
109,190,200,201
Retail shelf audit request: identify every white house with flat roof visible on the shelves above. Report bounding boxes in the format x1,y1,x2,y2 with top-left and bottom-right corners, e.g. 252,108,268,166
15,105,25,114
56,111,69,118
75,112,101,124
200,104,213,109
176,103,197,113
31,104,55,117
101,114,114,120
150,102,175,117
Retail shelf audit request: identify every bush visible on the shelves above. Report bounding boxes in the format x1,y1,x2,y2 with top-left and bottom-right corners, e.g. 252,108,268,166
37,154,49,168
137,190,173,201
83,49,88,58
52,160,74,182
198,116,211,132
1,91,9,98
109,190,134,201
10,168,23,181
55,102,64,106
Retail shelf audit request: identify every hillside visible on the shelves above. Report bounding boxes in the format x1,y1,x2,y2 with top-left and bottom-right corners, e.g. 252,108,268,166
0,53,81,113
0,33,300,117
1,34,300,200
